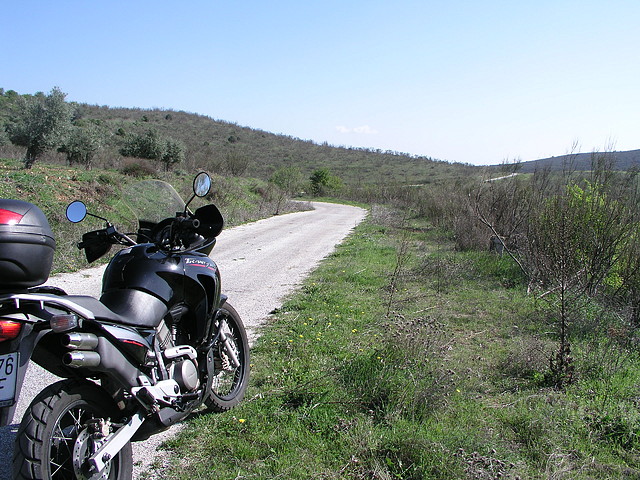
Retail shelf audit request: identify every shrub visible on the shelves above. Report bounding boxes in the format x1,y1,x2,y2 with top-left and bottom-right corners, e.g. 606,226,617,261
120,158,157,177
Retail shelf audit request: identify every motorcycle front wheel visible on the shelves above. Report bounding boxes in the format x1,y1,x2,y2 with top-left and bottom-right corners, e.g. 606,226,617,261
13,379,132,480
205,302,250,412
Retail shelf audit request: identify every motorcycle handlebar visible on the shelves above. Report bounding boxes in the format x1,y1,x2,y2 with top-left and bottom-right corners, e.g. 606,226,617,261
78,214,205,257
176,216,200,230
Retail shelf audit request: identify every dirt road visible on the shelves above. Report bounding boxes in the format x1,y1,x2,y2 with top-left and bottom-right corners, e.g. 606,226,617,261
0,201,367,479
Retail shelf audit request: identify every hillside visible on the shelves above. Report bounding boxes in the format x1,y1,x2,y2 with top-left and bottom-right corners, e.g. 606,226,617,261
78,104,477,184
0,89,477,186
514,149,640,173
6,88,638,186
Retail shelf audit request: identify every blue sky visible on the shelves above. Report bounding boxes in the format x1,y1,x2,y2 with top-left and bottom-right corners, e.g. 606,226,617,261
2,1,638,165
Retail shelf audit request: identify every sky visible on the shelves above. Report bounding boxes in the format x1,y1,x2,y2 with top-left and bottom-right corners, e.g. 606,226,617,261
2,0,639,165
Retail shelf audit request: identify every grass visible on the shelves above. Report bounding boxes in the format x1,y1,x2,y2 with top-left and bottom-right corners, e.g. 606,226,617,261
0,158,310,274
5,157,638,478
148,206,640,479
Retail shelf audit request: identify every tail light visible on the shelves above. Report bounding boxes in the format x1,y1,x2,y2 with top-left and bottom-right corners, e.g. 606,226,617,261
0,208,24,225
0,319,22,342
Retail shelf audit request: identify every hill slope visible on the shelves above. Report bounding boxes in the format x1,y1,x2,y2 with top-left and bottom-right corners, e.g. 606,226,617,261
0,89,477,186
77,104,476,184
515,149,640,173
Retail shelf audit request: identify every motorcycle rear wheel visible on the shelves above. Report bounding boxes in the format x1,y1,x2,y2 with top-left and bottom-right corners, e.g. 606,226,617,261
13,379,132,480
205,302,250,412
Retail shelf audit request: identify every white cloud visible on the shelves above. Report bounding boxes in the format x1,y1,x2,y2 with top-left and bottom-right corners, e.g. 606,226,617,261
353,125,378,134
335,125,378,135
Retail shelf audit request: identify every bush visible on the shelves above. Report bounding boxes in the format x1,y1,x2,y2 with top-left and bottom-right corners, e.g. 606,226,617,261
119,129,184,171
340,314,453,423
120,158,157,177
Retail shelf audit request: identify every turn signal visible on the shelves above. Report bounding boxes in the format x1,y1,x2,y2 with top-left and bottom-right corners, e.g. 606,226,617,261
50,314,80,333
0,320,22,342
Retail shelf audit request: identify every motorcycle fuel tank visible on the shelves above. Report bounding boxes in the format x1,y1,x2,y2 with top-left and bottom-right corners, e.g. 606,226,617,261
101,244,221,325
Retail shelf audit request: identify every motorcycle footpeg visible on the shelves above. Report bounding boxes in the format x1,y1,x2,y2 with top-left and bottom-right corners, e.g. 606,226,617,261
133,380,181,410
134,387,160,412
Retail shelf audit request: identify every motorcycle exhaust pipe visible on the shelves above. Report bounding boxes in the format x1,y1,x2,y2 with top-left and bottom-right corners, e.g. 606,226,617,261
62,335,148,391
61,332,99,350
63,351,101,368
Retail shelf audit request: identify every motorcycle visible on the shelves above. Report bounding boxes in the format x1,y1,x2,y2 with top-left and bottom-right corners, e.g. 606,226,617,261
0,172,250,479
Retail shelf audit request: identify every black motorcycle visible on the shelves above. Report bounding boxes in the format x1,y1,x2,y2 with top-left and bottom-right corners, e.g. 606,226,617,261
0,172,249,479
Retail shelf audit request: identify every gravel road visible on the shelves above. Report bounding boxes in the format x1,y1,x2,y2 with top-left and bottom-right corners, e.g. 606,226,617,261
0,201,367,479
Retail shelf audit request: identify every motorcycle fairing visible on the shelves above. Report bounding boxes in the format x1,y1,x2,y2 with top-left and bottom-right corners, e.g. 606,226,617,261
101,245,181,307
100,243,221,331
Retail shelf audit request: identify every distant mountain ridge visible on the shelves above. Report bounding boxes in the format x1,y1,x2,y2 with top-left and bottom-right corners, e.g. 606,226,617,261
514,149,640,173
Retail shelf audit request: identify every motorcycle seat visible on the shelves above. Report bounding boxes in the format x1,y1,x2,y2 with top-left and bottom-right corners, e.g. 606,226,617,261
65,295,130,324
66,288,167,328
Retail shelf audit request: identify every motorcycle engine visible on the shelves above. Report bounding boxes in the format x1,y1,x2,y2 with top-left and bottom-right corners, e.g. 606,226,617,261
169,358,199,392
157,320,200,392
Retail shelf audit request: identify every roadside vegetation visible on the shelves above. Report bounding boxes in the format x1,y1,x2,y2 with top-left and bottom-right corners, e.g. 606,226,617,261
152,201,640,479
151,154,640,479
3,87,640,478
0,157,309,273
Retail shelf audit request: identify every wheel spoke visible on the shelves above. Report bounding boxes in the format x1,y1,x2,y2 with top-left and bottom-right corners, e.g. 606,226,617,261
69,407,85,429
50,406,87,479
52,424,71,443
50,458,71,478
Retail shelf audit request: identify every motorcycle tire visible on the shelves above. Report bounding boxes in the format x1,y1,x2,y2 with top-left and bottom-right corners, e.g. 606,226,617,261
205,302,250,412
13,379,133,480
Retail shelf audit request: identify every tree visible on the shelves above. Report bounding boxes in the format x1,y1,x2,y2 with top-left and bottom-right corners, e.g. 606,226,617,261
160,139,185,171
0,127,9,147
119,129,184,171
524,181,635,388
270,165,303,214
120,129,165,160
309,168,342,196
58,124,104,169
7,87,72,168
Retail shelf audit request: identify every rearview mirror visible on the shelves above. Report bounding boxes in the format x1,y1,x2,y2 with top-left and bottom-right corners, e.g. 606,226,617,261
66,201,87,223
193,172,212,198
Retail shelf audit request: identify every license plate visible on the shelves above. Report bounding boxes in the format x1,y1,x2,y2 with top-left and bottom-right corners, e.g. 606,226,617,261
0,352,18,407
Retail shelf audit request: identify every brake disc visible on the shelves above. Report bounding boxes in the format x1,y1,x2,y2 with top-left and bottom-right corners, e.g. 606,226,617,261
73,428,111,480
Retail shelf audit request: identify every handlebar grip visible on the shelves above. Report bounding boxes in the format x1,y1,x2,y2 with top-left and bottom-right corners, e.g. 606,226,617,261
180,217,200,230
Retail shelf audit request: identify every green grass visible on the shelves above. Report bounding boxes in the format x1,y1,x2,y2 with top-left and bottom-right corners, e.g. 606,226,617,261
148,208,640,479
6,157,637,478
0,158,310,274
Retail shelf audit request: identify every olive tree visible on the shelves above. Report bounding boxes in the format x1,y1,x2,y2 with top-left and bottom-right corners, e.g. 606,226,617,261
120,129,184,171
120,129,165,160
8,87,72,168
58,124,104,169
270,165,303,214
